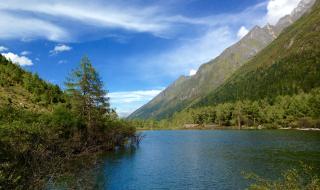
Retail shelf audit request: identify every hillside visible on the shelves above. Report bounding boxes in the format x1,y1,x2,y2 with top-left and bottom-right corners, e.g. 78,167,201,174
129,0,316,120
195,0,320,107
0,54,64,112
0,55,137,189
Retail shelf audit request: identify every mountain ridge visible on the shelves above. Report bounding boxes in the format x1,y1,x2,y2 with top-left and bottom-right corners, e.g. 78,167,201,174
129,0,316,119
194,0,320,107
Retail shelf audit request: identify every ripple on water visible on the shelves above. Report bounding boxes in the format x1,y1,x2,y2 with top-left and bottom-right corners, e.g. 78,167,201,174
56,130,320,190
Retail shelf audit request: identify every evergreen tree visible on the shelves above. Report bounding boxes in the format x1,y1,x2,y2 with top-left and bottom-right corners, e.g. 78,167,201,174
65,56,110,128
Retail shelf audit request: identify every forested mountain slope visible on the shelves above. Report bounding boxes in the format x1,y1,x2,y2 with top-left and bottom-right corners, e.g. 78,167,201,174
0,55,64,112
129,0,316,120
195,0,320,107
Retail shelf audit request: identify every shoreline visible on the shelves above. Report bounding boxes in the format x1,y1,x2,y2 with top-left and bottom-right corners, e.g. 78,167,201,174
137,127,320,131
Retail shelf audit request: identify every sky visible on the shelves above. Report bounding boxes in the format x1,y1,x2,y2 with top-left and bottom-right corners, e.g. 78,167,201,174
0,0,302,117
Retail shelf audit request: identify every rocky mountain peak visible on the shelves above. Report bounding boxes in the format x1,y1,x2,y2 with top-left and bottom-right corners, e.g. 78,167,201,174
291,0,316,20
275,0,316,32
263,23,277,39
128,0,318,120
245,25,262,39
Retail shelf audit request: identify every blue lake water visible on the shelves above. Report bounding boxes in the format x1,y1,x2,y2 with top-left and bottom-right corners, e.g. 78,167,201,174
57,130,320,189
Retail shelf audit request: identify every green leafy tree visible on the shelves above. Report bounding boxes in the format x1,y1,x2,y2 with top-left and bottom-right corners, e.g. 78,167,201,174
233,101,244,129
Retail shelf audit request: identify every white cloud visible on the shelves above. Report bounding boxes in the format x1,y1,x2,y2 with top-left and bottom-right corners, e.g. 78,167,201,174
0,46,8,52
44,2,162,32
138,27,236,78
50,44,72,55
118,1,274,80
237,26,249,38
0,1,171,39
0,11,68,41
2,52,33,66
189,69,197,76
0,0,301,42
58,60,68,64
266,0,301,24
0,0,269,41
20,51,31,55
109,90,162,104
129,0,304,79
109,89,163,117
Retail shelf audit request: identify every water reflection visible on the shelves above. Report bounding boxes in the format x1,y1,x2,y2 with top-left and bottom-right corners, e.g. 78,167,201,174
48,130,320,190
98,130,320,190
46,147,138,190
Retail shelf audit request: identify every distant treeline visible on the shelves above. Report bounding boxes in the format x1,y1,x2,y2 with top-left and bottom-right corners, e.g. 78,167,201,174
0,55,137,189
130,88,320,129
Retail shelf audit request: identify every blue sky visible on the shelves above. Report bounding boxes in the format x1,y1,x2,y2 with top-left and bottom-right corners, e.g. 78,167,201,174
0,0,302,116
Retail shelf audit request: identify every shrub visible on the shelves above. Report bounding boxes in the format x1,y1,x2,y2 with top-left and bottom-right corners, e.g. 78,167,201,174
244,164,320,190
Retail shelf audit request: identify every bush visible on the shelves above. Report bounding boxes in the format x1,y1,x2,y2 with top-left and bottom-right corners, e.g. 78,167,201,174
289,117,320,129
244,164,320,190
49,104,84,139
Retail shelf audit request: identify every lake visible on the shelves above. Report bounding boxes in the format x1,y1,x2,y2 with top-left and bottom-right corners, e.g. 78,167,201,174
53,130,320,189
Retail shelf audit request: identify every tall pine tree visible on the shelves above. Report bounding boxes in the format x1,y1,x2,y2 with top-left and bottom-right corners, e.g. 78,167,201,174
65,56,110,129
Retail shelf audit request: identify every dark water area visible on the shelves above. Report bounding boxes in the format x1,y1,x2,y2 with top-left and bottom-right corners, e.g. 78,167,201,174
53,130,320,190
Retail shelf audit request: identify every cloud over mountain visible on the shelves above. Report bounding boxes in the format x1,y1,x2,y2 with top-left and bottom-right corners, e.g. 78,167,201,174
109,89,163,117
266,0,301,24
237,26,249,38
2,52,33,66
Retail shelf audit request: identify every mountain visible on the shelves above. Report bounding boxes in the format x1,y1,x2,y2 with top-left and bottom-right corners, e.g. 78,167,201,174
129,0,316,120
274,0,316,33
194,0,320,107
0,54,64,112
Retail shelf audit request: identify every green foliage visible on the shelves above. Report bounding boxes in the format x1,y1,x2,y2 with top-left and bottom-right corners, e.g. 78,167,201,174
133,88,320,129
196,1,320,107
0,55,136,189
129,17,276,120
244,164,320,190
0,54,64,109
49,104,84,139
130,1,320,120
65,56,110,129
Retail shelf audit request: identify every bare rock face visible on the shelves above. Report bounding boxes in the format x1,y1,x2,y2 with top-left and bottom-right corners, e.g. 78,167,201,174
128,0,316,120
291,0,316,20
275,0,316,34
